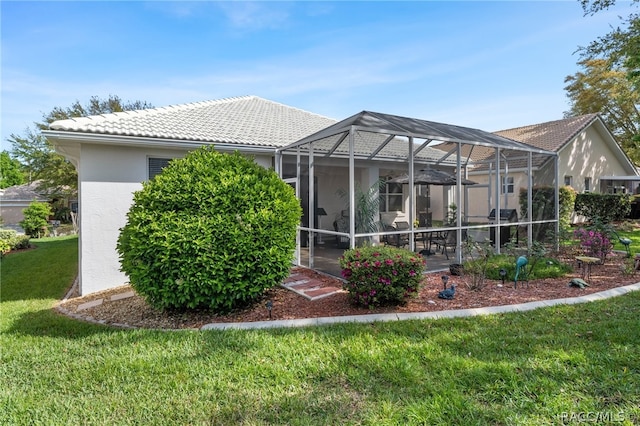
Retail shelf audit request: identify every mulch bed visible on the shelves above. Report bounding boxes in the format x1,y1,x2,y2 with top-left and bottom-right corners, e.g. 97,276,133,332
56,252,639,330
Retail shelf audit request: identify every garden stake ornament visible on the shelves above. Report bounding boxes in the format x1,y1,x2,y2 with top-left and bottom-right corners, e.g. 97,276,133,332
514,256,528,289
265,300,273,319
441,275,449,290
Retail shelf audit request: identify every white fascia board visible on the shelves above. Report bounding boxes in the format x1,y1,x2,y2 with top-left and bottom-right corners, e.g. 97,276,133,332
41,130,278,155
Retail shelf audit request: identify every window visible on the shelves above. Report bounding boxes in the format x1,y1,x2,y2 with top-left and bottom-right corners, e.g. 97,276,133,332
380,181,403,212
564,175,573,186
501,176,514,194
584,177,591,192
148,158,172,180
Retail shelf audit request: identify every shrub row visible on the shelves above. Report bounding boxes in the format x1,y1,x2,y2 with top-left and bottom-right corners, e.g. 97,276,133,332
574,192,631,223
0,230,30,256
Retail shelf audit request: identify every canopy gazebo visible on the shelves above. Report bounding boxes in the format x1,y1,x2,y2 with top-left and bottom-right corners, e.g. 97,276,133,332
275,111,558,274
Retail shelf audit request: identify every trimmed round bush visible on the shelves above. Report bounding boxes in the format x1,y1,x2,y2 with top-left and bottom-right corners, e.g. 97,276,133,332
20,201,52,238
117,147,301,312
339,245,426,308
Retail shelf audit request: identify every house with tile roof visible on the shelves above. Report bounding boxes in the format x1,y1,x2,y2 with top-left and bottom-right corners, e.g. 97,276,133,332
0,181,49,232
45,95,549,296
436,114,638,223
44,96,340,295
45,95,627,297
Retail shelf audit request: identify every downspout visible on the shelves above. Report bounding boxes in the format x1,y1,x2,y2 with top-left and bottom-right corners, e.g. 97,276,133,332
275,149,282,176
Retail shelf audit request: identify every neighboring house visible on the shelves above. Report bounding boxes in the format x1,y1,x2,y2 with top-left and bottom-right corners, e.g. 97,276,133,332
437,114,639,223
0,182,48,232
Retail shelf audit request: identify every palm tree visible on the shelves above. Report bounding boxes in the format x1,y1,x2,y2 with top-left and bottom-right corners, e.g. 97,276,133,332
336,179,385,245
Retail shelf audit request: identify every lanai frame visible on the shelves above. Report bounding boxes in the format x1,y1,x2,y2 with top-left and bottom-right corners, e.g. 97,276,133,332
276,111,558,270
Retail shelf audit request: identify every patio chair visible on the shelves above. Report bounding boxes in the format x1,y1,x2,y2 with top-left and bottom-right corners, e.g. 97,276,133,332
382,222,409,248
394,221,411,248
333,216,350,249
414,213,432,250
381,223,395,246
436,230,458,260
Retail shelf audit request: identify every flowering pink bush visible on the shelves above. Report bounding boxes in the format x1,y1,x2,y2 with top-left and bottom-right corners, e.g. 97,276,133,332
573,228,613,263
339,245,426,308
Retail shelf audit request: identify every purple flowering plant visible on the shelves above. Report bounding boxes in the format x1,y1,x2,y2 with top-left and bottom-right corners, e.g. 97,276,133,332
573,227,613,263
339,245,425,308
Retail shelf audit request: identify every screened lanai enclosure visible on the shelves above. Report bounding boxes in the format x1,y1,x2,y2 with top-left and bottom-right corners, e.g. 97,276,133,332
275,111,558,277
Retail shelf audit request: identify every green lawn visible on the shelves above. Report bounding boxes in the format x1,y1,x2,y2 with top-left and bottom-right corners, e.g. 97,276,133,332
615,227,640,254
1,236,639,425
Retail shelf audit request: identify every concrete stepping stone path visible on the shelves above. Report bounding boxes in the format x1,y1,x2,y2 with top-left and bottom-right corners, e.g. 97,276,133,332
281,273,343,301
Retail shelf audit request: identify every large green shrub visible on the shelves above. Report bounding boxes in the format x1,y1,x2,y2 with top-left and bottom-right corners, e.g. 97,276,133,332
19,201,52,238
339,245,425,308
574,192,631,223
117,147,302,312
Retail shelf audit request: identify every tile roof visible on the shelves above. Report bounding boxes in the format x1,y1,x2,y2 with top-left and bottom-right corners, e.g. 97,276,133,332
434,114,599,171
493,113,598,153
489,114,599,170
0,181,48,201
48,95,337,148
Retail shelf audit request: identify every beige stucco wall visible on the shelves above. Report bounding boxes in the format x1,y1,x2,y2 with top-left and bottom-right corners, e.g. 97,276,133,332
537,125,632,193
461,171,529,222
0,202,31,226
464,123,635,224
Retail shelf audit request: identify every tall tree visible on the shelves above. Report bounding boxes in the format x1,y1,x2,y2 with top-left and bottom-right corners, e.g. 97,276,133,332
579,0,639,87
7,95,153,195
0,151,25,188
564,59,640,164
564,1,640,165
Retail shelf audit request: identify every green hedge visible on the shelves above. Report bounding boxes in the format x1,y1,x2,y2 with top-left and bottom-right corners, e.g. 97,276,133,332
117,147,302,312
0,229,31,256
574,193,631,223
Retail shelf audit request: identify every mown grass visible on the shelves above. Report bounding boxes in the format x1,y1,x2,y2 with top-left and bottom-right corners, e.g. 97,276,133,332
1,236,639,425
616,227,640,254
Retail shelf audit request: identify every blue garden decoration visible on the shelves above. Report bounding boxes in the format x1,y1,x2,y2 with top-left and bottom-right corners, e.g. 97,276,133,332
514,256,528,289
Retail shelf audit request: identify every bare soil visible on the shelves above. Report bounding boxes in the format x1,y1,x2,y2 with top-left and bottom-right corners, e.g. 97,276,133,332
56,252,639,330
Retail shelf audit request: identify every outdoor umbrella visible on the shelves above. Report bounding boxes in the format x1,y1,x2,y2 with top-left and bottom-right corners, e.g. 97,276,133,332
389,169,477,186
389,169,476,257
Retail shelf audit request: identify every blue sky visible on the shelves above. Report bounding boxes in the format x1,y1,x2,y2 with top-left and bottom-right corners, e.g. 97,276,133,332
1,1,634,149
